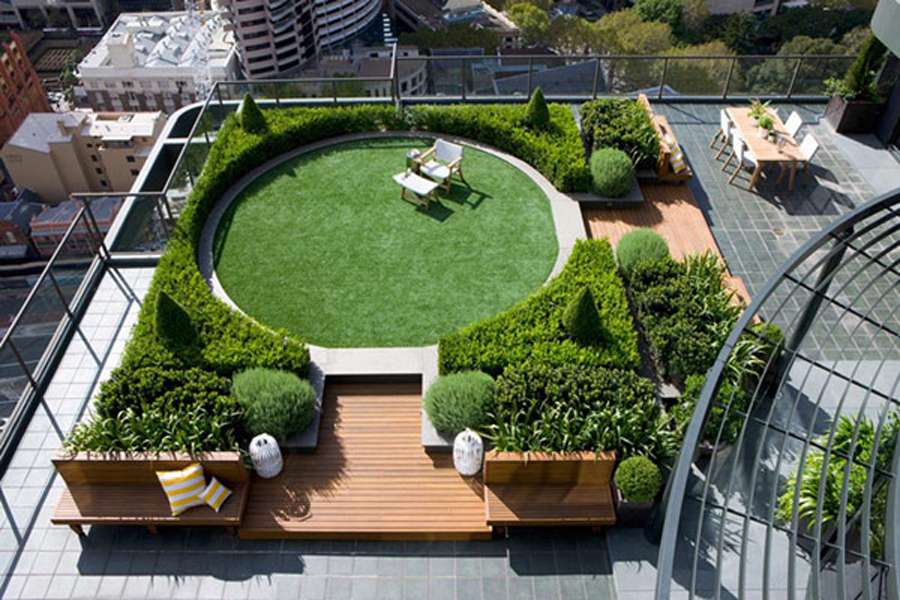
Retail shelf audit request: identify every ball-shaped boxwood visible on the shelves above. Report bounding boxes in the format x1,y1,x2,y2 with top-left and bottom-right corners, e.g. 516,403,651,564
614,456,663,502
615,228,670,278
233,368,316,440
590,147,634,198
424,371,495,436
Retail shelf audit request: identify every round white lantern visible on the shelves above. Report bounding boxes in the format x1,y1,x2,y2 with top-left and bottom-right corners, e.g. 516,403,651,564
249,434,283,479
453,429,483,477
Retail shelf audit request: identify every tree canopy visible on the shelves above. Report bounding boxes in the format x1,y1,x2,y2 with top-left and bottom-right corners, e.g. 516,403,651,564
633,0,682,30
507,2,551,46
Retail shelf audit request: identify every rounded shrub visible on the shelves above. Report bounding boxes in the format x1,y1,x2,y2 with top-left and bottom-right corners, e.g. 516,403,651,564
155,290,197,355
614,456,662,502
615,228,670,278
562,286,603,345
232,368,316,440
525,87,550,130
590,147,634,198
239,93,267,134
424,371,495,436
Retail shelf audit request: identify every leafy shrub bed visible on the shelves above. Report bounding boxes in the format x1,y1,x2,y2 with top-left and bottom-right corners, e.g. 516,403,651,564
439,239,640,377
423,371,496,436
407,103,591,192
67,102,596,453
580,99,660,171
490,360,673,460
233,368,317,440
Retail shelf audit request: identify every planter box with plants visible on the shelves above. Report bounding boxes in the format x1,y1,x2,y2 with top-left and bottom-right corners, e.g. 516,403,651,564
573,147,646,207
613,455,663,527
825,34,888,134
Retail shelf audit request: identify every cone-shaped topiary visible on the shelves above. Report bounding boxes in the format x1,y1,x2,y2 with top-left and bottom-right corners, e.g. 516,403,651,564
239,93,267,134
562,286,603,344
525,87,550,130
155,290,198,355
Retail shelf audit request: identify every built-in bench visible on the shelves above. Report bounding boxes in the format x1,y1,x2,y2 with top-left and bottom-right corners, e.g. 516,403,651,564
637,93,693,183
483,450,617,528
51,451,249,535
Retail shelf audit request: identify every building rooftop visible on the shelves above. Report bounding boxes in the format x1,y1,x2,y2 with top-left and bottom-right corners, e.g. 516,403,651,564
4,111,163,154
78,11,234,73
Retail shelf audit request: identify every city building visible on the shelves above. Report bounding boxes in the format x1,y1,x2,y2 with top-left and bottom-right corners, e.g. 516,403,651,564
0,110,164,204
309,45,427,97
703,0,802,16
0,31,50,149
218,0,381,79
7,0,106,29
77,12,239,113
443,0,519,48
29,195,121,257
0,189,41,262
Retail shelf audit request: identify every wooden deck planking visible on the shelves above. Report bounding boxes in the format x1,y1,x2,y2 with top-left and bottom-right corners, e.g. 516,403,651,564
582,183,752,305
239,381,491,540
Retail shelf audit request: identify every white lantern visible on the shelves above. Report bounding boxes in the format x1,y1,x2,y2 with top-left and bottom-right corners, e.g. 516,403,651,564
249,433,283,479
453,429,483,477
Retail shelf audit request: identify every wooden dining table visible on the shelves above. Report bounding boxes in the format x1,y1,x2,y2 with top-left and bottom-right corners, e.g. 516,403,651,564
726,107,804,192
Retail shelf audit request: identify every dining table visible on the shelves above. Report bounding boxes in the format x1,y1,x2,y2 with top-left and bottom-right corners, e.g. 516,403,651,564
726,107,804,192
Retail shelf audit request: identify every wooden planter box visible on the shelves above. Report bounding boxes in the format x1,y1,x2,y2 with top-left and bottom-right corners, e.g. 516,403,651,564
51,451,250,535
483,450,617,528
825,95,884,134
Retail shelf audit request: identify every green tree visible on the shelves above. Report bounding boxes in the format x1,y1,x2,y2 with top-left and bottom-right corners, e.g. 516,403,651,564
507,2,551,46
747,36,846,96
548,14,593,54
593,10,673,90
400,23,500,53
60,51,84,104
662,41,737,96
840,26,871,54
633,0,682,30
680,0,709,36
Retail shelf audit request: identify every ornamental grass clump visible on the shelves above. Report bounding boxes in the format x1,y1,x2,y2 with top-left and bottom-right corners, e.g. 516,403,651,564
525,87,550,130
590,148,634,198
615,228,670,279
424,371,495,436
233,368,316,440
614,456,663,502
562,286,603,345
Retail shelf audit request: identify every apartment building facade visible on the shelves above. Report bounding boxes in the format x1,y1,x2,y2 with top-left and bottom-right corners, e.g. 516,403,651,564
0,110,164,203
0,31,50,148
77,12,239,113
218,0,381,78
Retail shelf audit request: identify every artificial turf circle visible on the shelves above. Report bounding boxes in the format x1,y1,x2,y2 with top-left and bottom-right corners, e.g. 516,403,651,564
213,137,558,347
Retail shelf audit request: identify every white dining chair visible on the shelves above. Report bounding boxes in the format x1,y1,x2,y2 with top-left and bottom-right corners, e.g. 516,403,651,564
727,137,758,187
784,111,803,138
798,134,819,176
710,109,731,154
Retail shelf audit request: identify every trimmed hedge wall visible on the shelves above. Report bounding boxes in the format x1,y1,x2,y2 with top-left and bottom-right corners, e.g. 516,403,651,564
580,99,660,171
439,239,640,377
406,104,591,192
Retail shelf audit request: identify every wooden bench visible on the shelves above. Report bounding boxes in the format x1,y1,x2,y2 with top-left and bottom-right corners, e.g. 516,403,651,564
51,451,249,535
483,451,617,528
637,93,693,183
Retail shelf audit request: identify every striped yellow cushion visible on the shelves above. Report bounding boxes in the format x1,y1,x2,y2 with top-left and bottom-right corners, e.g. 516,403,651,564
199,477,233,513
670,146,688,174
156,463,206,516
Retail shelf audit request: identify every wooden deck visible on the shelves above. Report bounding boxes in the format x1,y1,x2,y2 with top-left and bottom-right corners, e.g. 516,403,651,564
239,380,492,540
583,183,752,305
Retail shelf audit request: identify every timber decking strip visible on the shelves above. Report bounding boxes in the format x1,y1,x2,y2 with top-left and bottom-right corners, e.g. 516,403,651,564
238,381,491,540
582,183,752,305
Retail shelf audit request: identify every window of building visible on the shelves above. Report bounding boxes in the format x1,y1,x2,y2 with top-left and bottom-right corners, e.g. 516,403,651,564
126,155,135,163
95,168,103,175
100,180,108,187
91,155,99,162
130,169,139,176
123,81,134,88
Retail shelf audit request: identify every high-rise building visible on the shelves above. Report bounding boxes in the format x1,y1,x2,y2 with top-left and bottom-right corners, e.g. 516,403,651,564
8,0,107,29
77,12,239,113
0,110,165,204
218,0,382,79
0,31,50,149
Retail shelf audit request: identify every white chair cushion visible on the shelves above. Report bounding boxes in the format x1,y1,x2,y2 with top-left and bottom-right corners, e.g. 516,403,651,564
422,161,450,181
434,139,463,163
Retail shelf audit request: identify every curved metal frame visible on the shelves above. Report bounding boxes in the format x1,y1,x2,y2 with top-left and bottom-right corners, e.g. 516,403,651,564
656,189,900,600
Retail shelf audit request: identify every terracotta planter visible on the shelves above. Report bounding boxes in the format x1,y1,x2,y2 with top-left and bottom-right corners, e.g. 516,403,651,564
613,486,657,528
825,95,884,134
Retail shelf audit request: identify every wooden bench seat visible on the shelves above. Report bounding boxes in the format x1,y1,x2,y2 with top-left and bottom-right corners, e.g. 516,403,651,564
52,452,249,535
638,93,693,183
483,451,616,528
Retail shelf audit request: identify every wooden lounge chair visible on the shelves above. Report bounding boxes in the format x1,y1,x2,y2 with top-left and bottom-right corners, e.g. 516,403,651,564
418,139,466,192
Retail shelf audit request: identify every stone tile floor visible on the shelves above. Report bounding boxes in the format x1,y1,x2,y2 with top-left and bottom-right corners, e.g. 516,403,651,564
0,266,622,600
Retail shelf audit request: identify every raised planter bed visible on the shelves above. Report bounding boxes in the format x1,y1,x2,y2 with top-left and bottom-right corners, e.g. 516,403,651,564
569,176,646,207
282,361,325,451
825,95,884,134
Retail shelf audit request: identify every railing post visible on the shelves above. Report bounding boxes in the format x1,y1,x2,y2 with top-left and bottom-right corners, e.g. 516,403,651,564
9,340,37,391
722,57,736,100
82,200,110,261
657,57,669,100
591,58,601,99
47,270,76,322
786,57,803,99
526,56,534,97
460,58,466,101
391,44,400,105
216,83,223,110
274,84,281,107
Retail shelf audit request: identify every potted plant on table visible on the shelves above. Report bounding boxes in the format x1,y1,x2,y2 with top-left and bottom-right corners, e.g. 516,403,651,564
613,456,663,527
824,34,888,134
756,114,775,140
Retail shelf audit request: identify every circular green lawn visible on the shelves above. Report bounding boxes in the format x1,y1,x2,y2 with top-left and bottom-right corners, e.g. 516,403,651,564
213,137,558,347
